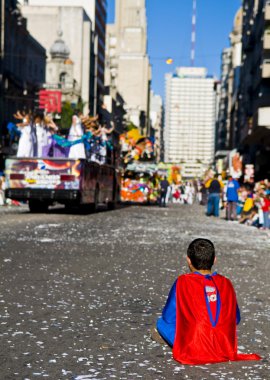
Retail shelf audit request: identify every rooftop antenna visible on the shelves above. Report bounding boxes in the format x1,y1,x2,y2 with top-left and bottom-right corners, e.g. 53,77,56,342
191,0,196,67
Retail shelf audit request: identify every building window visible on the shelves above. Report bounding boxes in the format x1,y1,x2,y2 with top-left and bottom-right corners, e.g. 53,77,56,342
59,72,67,86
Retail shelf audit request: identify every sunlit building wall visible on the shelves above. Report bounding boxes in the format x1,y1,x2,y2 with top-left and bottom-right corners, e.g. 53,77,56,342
150,91,163,163
18,0,107,114
215,7,243,172
165,67,216,177
216,48,233,152
18,5,93,113
237,0,270,179
107,0,151,131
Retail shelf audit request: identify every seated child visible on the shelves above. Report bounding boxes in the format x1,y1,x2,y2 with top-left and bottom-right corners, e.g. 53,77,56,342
155,238,261,365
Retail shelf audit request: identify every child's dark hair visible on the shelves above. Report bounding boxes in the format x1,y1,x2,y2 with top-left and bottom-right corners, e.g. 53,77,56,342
187,238,215,270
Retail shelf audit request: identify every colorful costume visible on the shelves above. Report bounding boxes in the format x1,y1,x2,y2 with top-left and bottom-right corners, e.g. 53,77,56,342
99,129,108,164
68,117,86,159
157,272,261,365
17,124,34,157
36,123,51,157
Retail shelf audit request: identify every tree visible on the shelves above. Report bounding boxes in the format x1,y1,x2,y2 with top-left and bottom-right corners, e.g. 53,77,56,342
76,97,85,114
60,101,74,131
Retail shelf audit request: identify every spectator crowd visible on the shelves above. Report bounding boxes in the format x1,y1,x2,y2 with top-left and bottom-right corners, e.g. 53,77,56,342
204,175,270,231
158,173,270,231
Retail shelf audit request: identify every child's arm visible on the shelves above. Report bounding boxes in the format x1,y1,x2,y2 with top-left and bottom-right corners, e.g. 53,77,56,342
156,280,177,347
236,303,241,325
162,280,177,324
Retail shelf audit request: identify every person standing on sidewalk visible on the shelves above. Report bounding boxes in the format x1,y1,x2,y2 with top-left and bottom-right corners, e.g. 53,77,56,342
205,174,223,217
226,176,240,221
0,174,6,206
261,193,270,229
159,176,170,207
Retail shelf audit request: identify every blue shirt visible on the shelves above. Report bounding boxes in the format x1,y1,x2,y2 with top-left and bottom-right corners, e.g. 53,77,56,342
226,179,240,202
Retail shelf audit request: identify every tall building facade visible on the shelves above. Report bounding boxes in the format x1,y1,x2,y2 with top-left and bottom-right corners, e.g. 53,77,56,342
215,7,243,174
104,23,125,136
0,1,46,113
237,0,270,179
18,0,107,114
165,67,216,178
18,4,94,113
150,91,163,163
216,48,233,152
46,32,80,104
94,0,107,110
107,0,151,131
215,7,243,173
0,0,46,166
229,7,243,149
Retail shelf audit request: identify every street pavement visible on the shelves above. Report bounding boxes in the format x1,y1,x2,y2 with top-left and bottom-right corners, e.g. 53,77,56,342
0,203,269,380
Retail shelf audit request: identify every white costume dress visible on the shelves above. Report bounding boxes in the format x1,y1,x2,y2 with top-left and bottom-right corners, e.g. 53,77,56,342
17,122,34,157
68,117,86,159
186,184,194,205
36,123,51,157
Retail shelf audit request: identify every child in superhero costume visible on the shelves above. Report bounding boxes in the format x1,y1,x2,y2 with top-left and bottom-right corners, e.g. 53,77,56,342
155,238,261,365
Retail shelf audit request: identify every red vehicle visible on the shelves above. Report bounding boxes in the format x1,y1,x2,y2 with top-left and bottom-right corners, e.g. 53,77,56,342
5,157,119,212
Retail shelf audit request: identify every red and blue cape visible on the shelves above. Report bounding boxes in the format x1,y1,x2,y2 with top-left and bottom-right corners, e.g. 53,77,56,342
157,272,261,365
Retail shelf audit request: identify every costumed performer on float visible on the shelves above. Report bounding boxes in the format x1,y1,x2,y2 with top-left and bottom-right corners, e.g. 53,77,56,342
84,115,114,163
35,112,58,157
68,114,86,159
96,121,114,164
98,104,115,164
14,111,35,158
84,115,102,162
152,238,261,365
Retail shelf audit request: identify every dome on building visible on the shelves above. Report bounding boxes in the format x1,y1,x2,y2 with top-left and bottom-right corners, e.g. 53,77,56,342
50,31,70,60
64,58,73,65
233,7,243,32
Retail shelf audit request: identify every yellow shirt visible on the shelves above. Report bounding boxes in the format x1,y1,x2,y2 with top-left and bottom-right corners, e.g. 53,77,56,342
243,198,253,212
205,178,224,189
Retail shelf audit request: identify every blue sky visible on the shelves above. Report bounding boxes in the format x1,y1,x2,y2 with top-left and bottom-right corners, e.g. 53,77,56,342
107,0,242,99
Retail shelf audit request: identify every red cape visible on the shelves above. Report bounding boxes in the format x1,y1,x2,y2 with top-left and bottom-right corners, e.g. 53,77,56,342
173,273,261,365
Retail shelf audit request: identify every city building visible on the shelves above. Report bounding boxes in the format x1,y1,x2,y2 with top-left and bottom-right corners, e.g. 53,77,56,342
46,32,80,104
215,7,243,175
0,0,46,166
216,48,233,153
107,0,151,132
150,91,163,163
104,23,126,136
164,67,217,178
237,0,270,179
228,7,243,149
18,3,94,113
105,24,118,98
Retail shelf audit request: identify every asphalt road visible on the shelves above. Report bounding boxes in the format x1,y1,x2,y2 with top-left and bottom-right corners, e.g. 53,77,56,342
0,204,269,380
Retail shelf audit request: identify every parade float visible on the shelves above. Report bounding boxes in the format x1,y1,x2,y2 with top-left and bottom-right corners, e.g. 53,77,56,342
120,162,159,204
5,113,120,212
119,124,183,205
119,127,159,204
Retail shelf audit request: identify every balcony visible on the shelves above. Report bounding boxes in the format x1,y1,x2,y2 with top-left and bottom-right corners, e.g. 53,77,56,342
258,107,270,128
263,30,270,49
265,2,270,21
242,107,270,144
262,60,270,78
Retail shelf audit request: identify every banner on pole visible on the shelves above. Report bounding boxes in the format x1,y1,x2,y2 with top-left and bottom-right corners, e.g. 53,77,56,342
39,90,62,113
